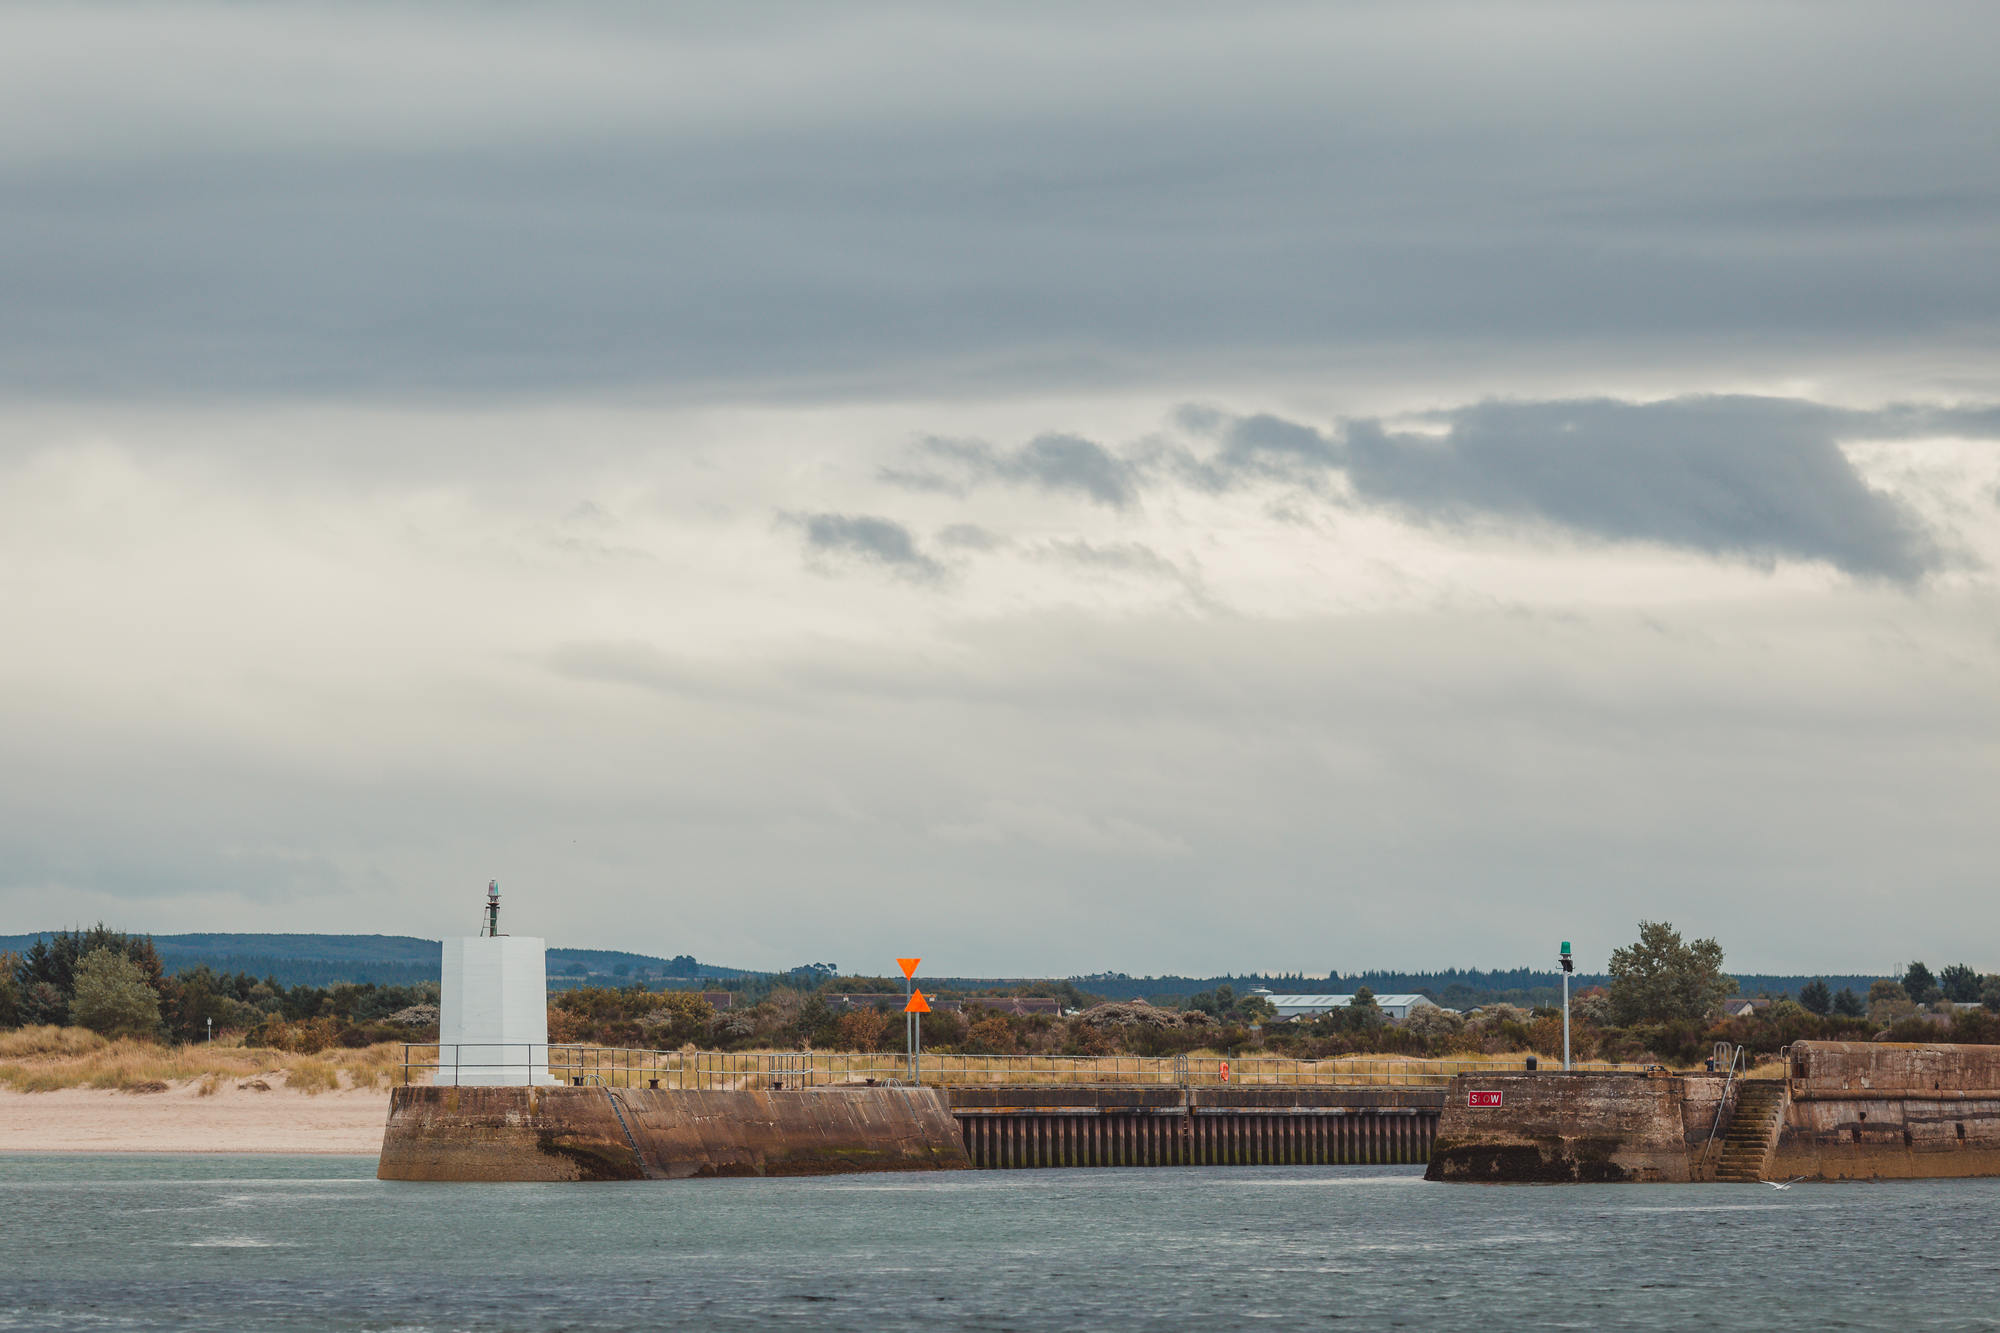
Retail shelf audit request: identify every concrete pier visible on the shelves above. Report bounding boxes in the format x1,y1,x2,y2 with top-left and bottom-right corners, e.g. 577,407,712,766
1426,1041,2000,1183
378,1082,1446,1179
378,1084,972,1180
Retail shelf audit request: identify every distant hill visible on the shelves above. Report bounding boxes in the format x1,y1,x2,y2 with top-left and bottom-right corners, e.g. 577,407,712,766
0,932,756,989
0,932,1898,1003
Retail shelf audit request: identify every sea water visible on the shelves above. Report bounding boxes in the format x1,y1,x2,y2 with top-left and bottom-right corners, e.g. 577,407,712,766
2,1154,1996,1330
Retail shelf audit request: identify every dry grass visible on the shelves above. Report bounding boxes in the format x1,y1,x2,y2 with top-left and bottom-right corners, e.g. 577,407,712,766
283,1059,342,1095
0,1025,404,1094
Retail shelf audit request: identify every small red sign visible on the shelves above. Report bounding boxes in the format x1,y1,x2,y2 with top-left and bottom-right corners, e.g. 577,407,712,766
1469,1090,1504,1107
1219,1060,1230,1083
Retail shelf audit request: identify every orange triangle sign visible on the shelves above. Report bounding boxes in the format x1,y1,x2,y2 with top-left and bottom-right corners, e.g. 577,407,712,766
896,957,921,978
904,989,931,1014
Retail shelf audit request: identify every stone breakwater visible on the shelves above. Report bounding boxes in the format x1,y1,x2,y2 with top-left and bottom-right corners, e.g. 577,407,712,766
1426,1041,2000,1184
377,1085,972,1181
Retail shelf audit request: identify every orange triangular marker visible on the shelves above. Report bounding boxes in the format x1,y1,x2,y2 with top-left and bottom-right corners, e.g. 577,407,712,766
904,989,931,1014
897,957,921,978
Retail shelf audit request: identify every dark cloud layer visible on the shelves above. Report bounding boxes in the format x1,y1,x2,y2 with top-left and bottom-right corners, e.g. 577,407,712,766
3,4,1997,398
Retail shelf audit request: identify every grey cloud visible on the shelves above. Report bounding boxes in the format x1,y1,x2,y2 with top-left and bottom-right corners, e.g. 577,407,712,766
1172,410,1346,492
1339,398,1946,581
892,435,1142,508
922,396,1997,581
779,511,942,582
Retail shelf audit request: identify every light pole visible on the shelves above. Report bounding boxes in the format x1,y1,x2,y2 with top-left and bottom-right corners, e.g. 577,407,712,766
1559,941,1574,1071
898,958,921,1081
206,1017,213,1045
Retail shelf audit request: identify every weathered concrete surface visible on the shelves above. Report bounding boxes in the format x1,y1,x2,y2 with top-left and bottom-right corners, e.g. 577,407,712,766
1425,1073,1725,1183
1771,1041,2000,1180
378,1085,971,1181
1430,1043,2000,1183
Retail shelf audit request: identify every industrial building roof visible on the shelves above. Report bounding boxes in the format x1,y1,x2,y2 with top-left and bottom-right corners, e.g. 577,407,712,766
1262,993,1436,1009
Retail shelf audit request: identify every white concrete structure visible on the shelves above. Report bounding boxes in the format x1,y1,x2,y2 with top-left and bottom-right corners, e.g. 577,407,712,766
1264,993,1440,1022
438,933,555,1085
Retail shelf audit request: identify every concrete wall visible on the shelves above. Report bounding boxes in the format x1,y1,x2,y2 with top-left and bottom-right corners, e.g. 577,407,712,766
1773,1041,2000,1180
1425,1073,1725,1183
1429,1044,2000,1184
378,1085,972,1181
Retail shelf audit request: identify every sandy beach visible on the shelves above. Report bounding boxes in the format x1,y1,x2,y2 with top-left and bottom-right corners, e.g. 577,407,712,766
0,1080,389,1154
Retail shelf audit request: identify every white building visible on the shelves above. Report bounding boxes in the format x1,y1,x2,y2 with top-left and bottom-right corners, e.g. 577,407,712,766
1262,993,1440,1022
436,881,556,1085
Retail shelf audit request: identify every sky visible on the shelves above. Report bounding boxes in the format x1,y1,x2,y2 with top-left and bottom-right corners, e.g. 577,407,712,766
3,1,1997,977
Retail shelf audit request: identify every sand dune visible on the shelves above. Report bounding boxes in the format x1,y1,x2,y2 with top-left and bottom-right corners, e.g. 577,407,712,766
0,1078,388,1154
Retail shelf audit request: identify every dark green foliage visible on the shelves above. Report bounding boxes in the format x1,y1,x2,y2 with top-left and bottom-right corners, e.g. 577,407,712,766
1832,987,1865,1017
1184,984,1235,1018
1949,1007,2000,1045
12,927,164,1026
1902,961,1940,1006
69,950,163,1037
1937,964,1980,1004
1607,922,1734,1025
792,994,836,1048
1798,979,1831,1015
0,955,18,1028
1983,976,2000,1012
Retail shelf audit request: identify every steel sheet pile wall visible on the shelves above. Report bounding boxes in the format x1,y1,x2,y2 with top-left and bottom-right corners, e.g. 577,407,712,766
949,1086,1441,1169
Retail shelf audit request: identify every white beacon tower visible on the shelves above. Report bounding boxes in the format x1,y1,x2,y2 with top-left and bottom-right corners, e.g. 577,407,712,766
437,880,554,1085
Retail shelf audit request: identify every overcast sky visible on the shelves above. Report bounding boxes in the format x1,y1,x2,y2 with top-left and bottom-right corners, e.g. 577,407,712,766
4,1,1997,977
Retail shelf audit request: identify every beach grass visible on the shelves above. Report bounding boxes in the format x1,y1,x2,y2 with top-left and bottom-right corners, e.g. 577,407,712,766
0,1026,404,1094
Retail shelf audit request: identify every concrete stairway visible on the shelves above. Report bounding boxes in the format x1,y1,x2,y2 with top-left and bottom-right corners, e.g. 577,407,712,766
1713,1080,1787,1182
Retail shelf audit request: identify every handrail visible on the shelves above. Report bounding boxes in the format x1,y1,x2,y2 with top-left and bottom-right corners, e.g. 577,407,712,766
1701,1043,1746,1171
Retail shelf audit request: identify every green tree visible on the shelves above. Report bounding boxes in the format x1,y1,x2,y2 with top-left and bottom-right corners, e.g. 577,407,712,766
1868,979,1915,1024
1797,979,1832,1016
1937,964,1980,1004
0,954,19,1028
1832,987,1865,1018
1606,921,1734,1025
1902,962,1940,1006
791,994,834,1048
638,991,714,1046
1983,976,2000,1012
69,949,163,1038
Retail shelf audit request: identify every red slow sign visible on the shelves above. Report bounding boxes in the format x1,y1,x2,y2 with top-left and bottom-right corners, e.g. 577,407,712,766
1468,1090,1504,1107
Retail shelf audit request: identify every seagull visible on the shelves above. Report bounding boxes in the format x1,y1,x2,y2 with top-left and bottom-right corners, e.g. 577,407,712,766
1764,1177,1807,1190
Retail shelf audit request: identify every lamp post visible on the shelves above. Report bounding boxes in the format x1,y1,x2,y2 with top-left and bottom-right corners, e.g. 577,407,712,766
206,1017,213,1045
1559,941,1574,1071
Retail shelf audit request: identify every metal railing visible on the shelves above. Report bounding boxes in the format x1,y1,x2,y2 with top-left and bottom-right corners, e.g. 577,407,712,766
1700,1042,1746,1170
398,1045,1654,1090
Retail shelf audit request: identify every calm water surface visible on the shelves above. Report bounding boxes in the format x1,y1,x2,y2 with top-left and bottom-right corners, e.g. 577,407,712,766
2,1154,1996,1330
